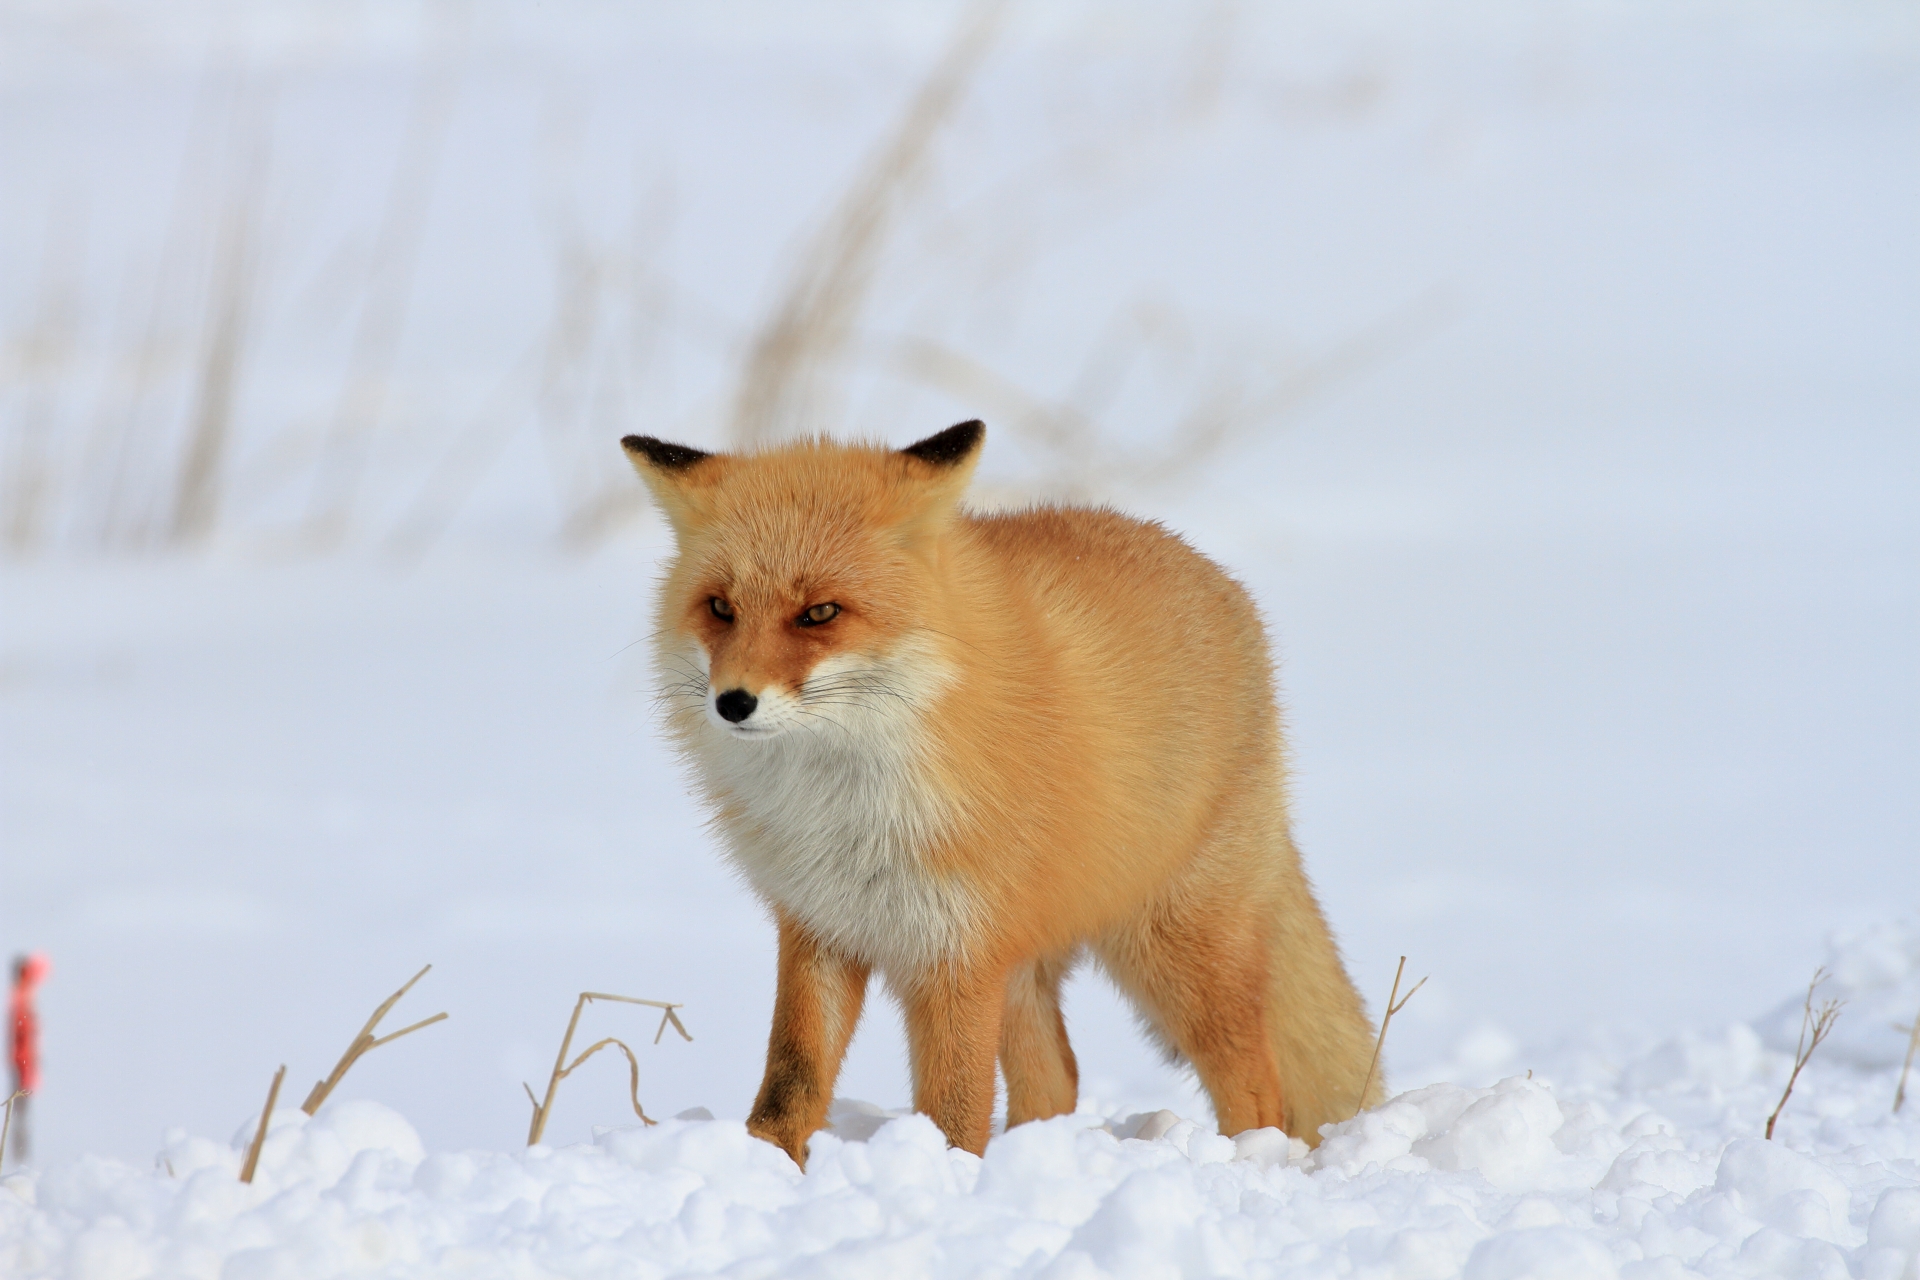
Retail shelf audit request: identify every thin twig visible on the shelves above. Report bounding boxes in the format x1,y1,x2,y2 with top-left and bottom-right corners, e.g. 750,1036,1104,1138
301,964,447,1115
1894,1012,1919,1114
1355,956,1428,1117
0,1090,25,1169
525,992,690,1145
1766,967,1844,1140
239,1065,286,1183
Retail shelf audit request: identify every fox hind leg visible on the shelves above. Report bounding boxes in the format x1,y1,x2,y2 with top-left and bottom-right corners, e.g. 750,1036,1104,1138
1096,816,1378,1146
1257,856,1384,1138
1096,904,1288,1137
1000,951,1079,1128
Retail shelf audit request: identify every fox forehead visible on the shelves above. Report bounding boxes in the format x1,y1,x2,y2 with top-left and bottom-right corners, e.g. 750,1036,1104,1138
711,441,949,529
676,488,924,599
682,518,898,600
694,506,862,575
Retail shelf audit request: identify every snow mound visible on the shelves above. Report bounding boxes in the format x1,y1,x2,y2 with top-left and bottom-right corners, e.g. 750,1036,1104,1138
4,1031,1918,1279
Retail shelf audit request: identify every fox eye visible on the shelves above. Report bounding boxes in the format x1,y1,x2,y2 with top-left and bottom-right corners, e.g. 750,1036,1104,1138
798,602,840,627
709,597,734,621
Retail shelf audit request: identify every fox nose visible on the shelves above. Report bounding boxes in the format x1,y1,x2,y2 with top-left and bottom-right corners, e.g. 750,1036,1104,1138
715,688,758,723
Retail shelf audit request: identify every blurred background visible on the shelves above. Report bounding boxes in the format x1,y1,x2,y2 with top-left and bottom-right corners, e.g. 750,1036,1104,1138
2,0,1915,1164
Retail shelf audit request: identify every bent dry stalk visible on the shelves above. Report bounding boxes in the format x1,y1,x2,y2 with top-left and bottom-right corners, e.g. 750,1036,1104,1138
525,992,692,1145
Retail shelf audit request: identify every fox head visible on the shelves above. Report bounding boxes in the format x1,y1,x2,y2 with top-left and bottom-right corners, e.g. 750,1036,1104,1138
623,421,984,743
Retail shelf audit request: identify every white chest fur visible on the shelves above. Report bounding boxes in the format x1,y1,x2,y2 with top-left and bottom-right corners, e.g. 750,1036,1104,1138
673,648,976,974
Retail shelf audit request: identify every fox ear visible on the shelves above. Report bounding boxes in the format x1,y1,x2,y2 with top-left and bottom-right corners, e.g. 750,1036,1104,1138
900,419,985,470
893,420,984,542
622,435,723,536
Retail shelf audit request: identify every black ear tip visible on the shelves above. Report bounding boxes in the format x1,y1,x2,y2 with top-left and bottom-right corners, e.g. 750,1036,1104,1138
900,419,985,467
622,435,711,471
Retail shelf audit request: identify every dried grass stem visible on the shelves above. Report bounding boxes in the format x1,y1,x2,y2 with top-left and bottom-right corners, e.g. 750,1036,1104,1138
1894,1011,1919,1114
1355,956,1426,1118
0,1089,26,1169
1766,967,1844,1140
301,964,448,1116
239,1065,286,1183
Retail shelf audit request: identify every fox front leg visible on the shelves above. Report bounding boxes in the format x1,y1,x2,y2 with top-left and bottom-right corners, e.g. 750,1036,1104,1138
747,913,869,1168
900,964,1006,1156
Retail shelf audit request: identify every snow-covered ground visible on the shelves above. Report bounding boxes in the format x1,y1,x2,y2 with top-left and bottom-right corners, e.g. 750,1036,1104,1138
2,922,1918,1277
3,0,1918,1274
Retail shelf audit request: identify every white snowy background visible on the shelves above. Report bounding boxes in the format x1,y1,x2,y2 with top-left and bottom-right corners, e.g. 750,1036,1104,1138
2,1,1917,1275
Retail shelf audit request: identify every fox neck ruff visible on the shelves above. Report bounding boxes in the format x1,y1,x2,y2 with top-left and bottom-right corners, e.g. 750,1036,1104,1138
670,636,979,975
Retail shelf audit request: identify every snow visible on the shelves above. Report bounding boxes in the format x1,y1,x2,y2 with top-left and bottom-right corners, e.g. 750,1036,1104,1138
4,934,1919,1278
3,0,1919,1274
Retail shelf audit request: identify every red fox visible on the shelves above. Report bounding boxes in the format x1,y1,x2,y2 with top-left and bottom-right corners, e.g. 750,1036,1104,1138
623,421,1380,1164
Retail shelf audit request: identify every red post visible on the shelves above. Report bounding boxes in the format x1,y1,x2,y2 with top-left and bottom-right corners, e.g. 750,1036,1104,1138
8,952,49,1163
